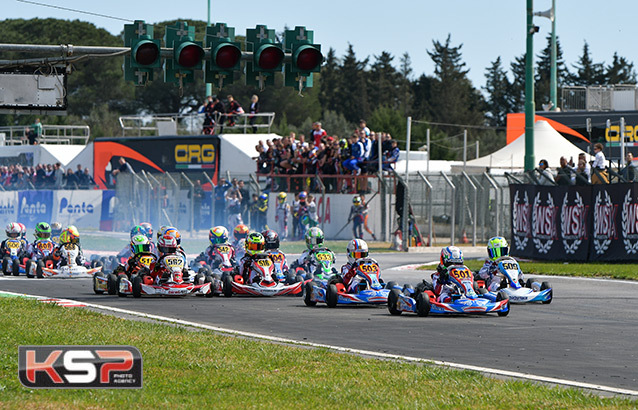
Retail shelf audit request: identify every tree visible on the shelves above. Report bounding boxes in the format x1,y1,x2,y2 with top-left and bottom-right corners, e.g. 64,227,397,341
535,34,569,109
368,51,400,113
318,48,341,112
509,54,527,112
335,44,370,124
605,52,637,84
483,57,513,127
398,52,414,117
569,41,605,85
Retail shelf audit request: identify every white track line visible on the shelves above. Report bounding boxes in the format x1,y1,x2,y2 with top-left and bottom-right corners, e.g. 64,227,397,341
1,289,637,397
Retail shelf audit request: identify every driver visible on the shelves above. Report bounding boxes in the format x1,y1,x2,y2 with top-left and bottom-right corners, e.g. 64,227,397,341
239,232,267,284
151,233,188,284
117,225,148,261
50,222,63,244
202,226,236,267
294,227,335,271
114,234,157,280
341,239,377,293
27,222,54,259
430,246,464,303
1,222,26,257
54,226,84,267
478,236,524,291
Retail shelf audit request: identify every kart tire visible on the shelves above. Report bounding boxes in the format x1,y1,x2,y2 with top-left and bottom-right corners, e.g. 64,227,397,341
222,274,233,298
541,281,552,304
117,275,127,297
204,275,214,298
415,292,431,317
93,273,104,294
304,281,317,307
305,271,314,282
496,290,510,317
295,274,305,297
329,274,344,285
416,280,434,293
477,287,488,295
387,289,402,316
385,280,398,290
525,278,536,289
132,275,142,298
326,284,339,308
195,273,205,285
107,273,118,295
402,283,414,294
2,256,10,276
26,260,34,278
36,260,44,278
94,260,104,271
331,267,338,275
286,272,296,285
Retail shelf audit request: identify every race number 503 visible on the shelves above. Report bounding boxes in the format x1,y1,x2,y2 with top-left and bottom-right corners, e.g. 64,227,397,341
18,345,142,389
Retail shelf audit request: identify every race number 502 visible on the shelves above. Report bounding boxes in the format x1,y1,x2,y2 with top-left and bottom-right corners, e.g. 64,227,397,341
18,345,142,389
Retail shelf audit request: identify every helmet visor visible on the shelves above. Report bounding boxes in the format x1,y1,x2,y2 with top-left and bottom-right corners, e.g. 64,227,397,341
350,250,368,260
133,243,151,254
37,231,51,239
246,241,263,252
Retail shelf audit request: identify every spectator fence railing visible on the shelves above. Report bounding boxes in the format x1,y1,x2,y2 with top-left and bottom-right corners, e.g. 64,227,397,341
0,125,90,145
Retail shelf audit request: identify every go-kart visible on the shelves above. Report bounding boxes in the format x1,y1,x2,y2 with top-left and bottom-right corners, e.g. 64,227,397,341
206,244,238,277
40,243,102,278
291,247,337,282
267,249,291,283
25,239,57,278
475,258,552,304
222,253,303,297
304,257,395,307
387,266,510,317
2,238,29,276
117,253,216,298
93,254,157,295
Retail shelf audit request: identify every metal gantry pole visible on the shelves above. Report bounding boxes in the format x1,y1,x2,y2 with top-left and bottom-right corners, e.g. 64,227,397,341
426,128,430,175
463,129,467,171
417,171,433,247
440,171,456,246
462,171,477,246
525,0,536,171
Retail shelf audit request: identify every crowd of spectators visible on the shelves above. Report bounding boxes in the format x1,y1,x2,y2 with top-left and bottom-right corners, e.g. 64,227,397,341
0,163,96,190
254,120,400,192
534,143,638,186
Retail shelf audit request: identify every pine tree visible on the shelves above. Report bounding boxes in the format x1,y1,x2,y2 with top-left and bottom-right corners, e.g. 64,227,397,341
483,57,513,127
318,48,341,112
398,52,414,116
605,52,637,84
335,44,370,124
535,34,569,109
368,51,400,112
569,41,605,85
509,54,527,112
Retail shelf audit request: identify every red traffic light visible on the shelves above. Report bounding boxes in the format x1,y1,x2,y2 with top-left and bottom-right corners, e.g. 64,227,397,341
258,46,284,70
215,45,241,69
177,44,204,68
296,47,322,72
134,42,160,66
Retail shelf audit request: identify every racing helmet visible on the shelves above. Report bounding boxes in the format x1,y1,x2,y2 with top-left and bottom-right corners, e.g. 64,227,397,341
234,224,249,241
259,192,268,201
65,225,80,244
18,223,26,238
163,227,181,245
277,192,287,203
440,246,463,267
130,234,151,255
35,222,52,240
353,196,361,205
245,232,265,255
5,222,20,239
347,238,368,264
140,222,153,240
130,225,146,240
209,226,229,245
157,234,178,255
305,227,324,250
487,236,509,261
262,229,279,250
157,225,169,240
298,191,307,202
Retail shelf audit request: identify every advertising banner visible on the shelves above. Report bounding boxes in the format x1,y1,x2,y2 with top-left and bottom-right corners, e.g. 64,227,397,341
18,190,53,228
52,190,104,229
0,191,18,228
511,183,638,261
100,190,116,231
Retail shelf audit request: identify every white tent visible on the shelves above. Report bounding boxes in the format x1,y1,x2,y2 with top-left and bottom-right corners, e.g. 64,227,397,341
453,120,589,173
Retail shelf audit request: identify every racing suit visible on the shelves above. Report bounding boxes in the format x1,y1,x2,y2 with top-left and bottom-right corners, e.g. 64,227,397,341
239,253,267,284
1,238,28,260
116,252,157,278
349,204,364,239
203,243,236,268
341,257,380,293
52,242,86,267
431,263,461,303
27,239,55,261
275,202,290,240
151,251,188,283
477,258,524,291
295,248,335,271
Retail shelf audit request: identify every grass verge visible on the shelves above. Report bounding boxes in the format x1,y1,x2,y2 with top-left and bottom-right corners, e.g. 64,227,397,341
418,259,638,281
0,298,634,408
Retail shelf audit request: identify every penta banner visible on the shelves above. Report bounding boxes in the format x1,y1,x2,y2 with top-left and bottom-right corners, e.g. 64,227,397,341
510,183,638,261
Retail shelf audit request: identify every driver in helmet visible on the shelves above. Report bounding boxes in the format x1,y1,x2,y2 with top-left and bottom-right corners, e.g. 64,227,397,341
201,226,236,267
341,239,377,293
262,229,288,271
117,225,148,261
232,224,249,255
151,233,188,283
162,227,186,257
294,227,335,271
17,222,28,249
275,192,290,241
1,222,27,257
54,225,84,267
139,222,158,257
478,236,523,291
50,222,63,244
116,234,157,279
430,246,465,303
27,222,54,259
239,232,267,283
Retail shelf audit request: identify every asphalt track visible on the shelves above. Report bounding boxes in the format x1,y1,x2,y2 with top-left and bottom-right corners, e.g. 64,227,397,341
2,249,637,394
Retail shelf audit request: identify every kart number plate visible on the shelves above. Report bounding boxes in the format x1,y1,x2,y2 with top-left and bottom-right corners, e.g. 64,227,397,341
7,240,20,249
64,244,77,251
316,252,331,261
501,261,518,271
37,241,53,251
256,259,272,267
139,256,154,267
216,246,230,253
164,256,184,268
270,253,284,263
450,268,472,281
359,263,378,274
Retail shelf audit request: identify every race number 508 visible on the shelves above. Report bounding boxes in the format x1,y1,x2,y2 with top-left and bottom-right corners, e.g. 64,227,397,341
18,345,142,389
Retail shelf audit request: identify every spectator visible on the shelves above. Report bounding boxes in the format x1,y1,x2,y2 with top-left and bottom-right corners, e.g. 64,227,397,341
358,119,370,137
383,140,400,171
64,168,79,189
575,160,590,186
214,178,231,226
554,156,574,186
226,95,243,127
237,180,250,222
225,187,243,227
591,143,608,184
571,153,591,183
78,168,96,189
25,126,38,145
249,94,260,133
201,96,215,134
31,118,42,137
537,159,555,186
310,122,327,147
53,162,65,189
621,152,638,182
211,96,225,133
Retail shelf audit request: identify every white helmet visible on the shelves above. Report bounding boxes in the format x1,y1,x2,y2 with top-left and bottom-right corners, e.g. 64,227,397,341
347,238,368,264
5,222,21,239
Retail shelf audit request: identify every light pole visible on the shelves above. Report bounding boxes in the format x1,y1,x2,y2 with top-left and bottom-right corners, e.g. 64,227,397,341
535,0,557,111
524,0,537,171
205,0,212,98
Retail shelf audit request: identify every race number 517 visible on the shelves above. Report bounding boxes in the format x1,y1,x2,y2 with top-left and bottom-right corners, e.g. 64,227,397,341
18,345,142,389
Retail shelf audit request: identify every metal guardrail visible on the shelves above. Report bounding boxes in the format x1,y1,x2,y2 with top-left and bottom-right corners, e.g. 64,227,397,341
119,112,275,137
0,125,90,145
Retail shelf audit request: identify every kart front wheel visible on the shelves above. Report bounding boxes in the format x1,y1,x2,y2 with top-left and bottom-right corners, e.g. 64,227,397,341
2,256,11,276
204,275,214,298
416,292,431,317
117,275,128,297
525,278,536,289
12,260,19,276
93,273,104,294
304,281,317,307
496,290,510,317
387,289,402,316
25,260,34,278
326,284,338,308
222,275,233,298
36,261,44,278
385,281,398,290
541,281,552,304
132,275,142,298
107,273,118,295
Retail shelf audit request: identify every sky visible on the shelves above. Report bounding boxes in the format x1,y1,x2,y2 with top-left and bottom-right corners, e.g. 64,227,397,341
5,0,638,92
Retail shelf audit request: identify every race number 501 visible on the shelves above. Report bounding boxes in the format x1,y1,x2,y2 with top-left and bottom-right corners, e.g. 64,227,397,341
18,345,142,389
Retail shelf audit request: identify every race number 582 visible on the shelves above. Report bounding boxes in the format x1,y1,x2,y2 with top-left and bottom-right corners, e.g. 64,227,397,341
18,345,142,388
